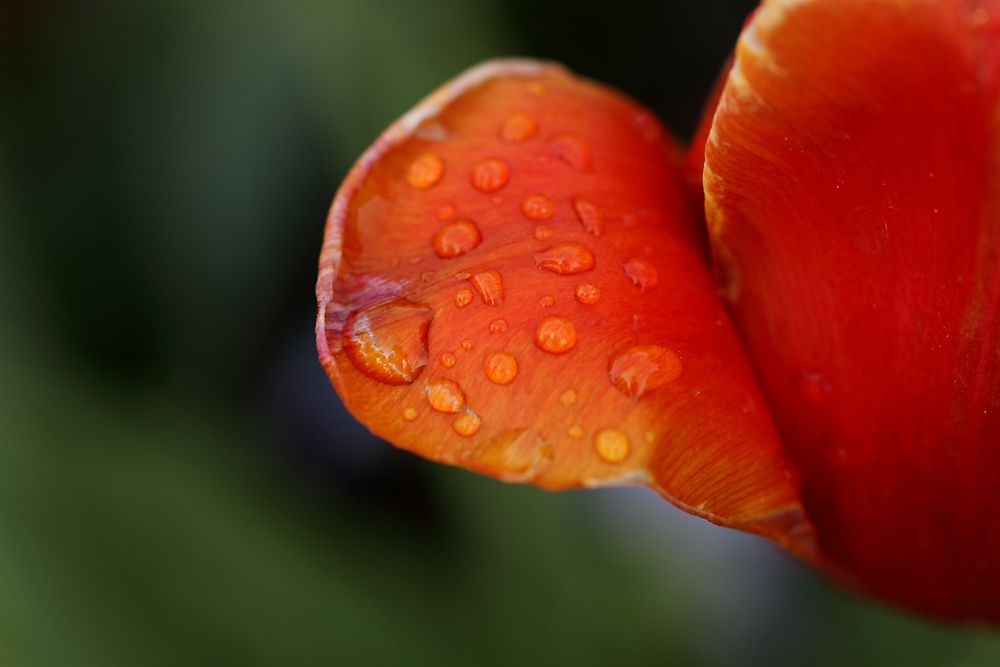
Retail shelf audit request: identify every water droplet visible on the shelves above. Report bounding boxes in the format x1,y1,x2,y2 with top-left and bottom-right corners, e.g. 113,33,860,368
454,288,474,308
453,410,482,437
522,194,555,220
489,318,507,334
549,134,592,172
644,430,655,444
343,299,433,385
526,81,546,97
437,203,456,220
568,424,584,438
798,370,833,405
533,225,553,241
594,428,630,463
433,219,482,258
534,316,577,354
573,198,604,236
470,270,504,306
623,258,658,291
559,389,577,406
574,283,601,305
500,112,538,143
426,379,466,413
533,243,595,275
630,314,643,331
461,338,474,351
440,352,457,368
485,352,518,384
609,345,683,398
538,295,555,308
471,158,510,192
406,152,444,189
402,407,418,421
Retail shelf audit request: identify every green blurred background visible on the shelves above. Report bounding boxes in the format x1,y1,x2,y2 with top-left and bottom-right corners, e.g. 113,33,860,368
2,0,999,664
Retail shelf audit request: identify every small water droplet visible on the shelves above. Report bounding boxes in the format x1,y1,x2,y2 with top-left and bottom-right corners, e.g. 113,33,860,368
798,370,833,405
440,352,457,368
453,410,482,436
526,81,546,97
470,270,504,306
594,428,630,463
437,203,456,220
559,389,577,406
343,299,433,385
533,225,553,241
421,271,436,283
402,407,418,421
549,134,592,172
630,314,643,331
522,194,555,220
574,283,601,305
644,430,655,444
623,258,658,292
426,379,466,413
433,219,482,258
454,288,474,308
573,198,605,236
534,316,577,354
485,352,518,384
461,338,474,351
471,158,510,192
538,295,555,308
489,318,507,334
609,345,683,398
533,243,596,275
406,152,444,189
568,424,584,438
500,112,538,143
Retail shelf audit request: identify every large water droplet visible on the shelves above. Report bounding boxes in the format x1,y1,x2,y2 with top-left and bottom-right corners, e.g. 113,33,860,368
406,153,444,189
533,243,595,275
573,198,605,236
549,134,592,172
454,288,473,308
453,410,482,437
574,283,601,305
485,352,518,385
594,428,630,463
500,112,538,143
534,316,577,354
609,345,683,398
426,379,466,413
433,219,482,258
343,299,433,385
471,158,510,192
522,194,555,220
470,270,504,306
623,258,658,292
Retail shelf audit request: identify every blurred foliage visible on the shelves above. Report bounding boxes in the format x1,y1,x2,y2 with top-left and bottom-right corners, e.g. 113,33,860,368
2,0,1000,664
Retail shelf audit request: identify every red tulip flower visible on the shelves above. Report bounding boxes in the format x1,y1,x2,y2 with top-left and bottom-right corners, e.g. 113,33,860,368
315,0,1000,621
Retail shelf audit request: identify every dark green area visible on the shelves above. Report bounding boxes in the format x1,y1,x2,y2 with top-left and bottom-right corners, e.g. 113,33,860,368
2,0,999,664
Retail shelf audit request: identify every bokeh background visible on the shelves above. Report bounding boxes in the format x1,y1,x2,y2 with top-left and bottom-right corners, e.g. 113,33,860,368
3,0,1000,664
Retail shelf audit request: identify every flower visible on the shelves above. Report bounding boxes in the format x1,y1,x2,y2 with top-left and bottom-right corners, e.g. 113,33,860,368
315,0,1000,621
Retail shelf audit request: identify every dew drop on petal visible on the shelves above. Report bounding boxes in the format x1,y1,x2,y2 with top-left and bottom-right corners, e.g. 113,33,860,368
454,287,474,308
470,270,504,306
453,410,482,437
489,318,508,334
485,352,518,385
461,338,474,351
522,195,555,220
406,152,444,189
533,243,596,275
559,389,577,406
402,407,418,421
437,203,456,220
440,352,457,368
549,134,592,172
433,219,482,258
533,225,553,241
574,283,601,305
568,424,584,439
594,428,630,463
538,295,555,308
471,158,510,192
534,316,577,354
343,299,433,385
500,112,538,143
623,258,658,292
573,198,605,236
609,345,683,399
526,81,546,97
426,379,466,413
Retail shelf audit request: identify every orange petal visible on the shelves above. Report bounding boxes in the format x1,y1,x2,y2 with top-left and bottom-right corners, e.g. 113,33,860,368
705,0,1000,619
316,59,815,555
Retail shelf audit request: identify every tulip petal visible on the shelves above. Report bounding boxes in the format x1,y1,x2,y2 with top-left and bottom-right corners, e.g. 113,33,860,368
316,59,815,554
705,0,1000,618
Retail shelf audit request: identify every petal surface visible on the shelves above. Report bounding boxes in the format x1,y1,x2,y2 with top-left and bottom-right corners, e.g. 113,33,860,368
316,59,815,553
705,0,1000,618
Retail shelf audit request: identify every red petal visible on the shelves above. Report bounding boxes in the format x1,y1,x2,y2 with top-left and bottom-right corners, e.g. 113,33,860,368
317,59,815,554
705,0,1000,619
